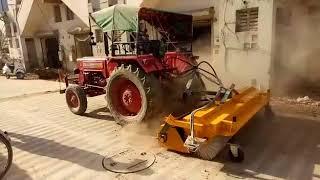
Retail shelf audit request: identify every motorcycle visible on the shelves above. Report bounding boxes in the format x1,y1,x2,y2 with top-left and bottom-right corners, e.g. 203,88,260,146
0,130,12,179
2,60,26,79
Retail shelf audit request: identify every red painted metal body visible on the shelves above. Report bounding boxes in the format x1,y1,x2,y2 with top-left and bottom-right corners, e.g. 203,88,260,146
74,51,194,97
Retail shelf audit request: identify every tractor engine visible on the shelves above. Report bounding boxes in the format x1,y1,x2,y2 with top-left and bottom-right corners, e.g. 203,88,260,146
85,72,107,87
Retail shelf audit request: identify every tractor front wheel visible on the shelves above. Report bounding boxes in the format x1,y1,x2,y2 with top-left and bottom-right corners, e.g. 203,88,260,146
66,85,87,115
106,64,161,125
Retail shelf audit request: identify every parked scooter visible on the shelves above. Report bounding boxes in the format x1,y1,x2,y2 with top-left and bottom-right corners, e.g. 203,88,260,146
2,60,26,79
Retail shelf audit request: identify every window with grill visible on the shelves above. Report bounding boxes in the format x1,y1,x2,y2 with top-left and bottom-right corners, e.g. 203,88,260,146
13,23,17,33
8,39,13,48
108,0,118,7
54,5,62,22
66,6,74,20
5,23,11,37
15,38,20,48
95,29,103,43
236,7,259,32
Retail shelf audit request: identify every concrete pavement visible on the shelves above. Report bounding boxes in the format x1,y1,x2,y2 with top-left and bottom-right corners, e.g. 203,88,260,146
0,76,61,100
0,77,320,180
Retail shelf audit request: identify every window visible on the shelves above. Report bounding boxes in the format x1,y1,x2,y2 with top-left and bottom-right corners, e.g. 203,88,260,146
13,23,17,33
236,7,259,32
8,39,13,48
108,0,118,7
54,5,62,22
95,29,103,43
5,23,11,37
66,6,74,20
15,38,20,48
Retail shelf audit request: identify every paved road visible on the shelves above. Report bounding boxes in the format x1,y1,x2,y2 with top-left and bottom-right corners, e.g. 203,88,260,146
0,76,61,100
0,77,320,180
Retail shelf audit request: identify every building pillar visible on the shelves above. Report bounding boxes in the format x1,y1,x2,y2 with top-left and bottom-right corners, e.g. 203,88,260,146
19,37,30,71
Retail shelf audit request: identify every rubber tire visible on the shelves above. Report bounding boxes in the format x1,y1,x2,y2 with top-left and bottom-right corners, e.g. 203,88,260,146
5,74,10,79
16,72,25,79
66,85,87,115
228,147,244,163
106,64,161,125
0,134,13,179
264,105,275,119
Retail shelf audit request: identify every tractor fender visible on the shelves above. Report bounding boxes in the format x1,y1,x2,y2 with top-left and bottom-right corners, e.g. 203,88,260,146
107,55,164,75
136,55,164,73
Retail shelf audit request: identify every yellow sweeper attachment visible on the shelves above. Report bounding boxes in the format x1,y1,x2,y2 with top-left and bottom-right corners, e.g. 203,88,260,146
158,86,270,162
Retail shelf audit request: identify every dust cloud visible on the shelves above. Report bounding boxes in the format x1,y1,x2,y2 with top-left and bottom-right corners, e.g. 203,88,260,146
273,0,320,99
119,118,163,151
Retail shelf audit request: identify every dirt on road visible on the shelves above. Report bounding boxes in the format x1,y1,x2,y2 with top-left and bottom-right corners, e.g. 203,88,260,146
0,78,320,180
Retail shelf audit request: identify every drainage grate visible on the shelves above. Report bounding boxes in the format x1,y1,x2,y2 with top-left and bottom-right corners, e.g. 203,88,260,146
102,148,156,173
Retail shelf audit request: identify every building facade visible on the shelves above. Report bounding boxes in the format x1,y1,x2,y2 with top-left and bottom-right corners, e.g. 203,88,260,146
14,0,91,71
12,0,314,93
4,0,129,72
128,0,276,90
4,0,23,62
5,0,277,90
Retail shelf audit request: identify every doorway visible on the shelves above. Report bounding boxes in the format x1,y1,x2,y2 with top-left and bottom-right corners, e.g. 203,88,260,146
45,37,60,68
25,38,38,69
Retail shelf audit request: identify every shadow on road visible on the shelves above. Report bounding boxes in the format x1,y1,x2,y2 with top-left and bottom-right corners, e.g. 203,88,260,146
5,161,32,180
216,113,320,180
84,107,114,121
9,132,155,176
9,132,105,172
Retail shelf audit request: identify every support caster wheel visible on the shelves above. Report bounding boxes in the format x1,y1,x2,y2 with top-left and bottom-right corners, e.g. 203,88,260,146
228,144,244,163
264,104,275,119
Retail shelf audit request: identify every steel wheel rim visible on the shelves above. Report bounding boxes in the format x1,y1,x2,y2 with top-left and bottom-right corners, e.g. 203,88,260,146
0,141,9,175
66,91,79,108
110,77,142,116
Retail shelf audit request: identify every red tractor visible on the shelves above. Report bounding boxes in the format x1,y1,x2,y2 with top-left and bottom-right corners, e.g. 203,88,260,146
65,5,204,125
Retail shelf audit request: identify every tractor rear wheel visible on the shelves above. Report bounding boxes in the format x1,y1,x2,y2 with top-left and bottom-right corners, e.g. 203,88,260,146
106,64,161,125
66,85,87,115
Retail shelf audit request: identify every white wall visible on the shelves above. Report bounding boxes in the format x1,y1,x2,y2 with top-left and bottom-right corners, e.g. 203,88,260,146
212,0,275,90
17,0,88,71
60,0,90,26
